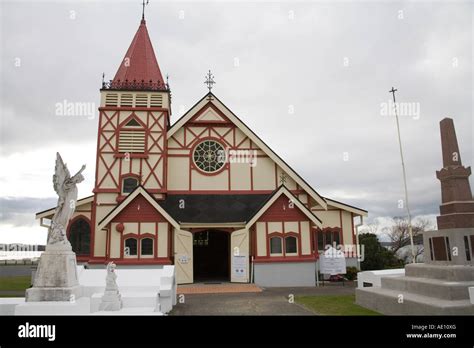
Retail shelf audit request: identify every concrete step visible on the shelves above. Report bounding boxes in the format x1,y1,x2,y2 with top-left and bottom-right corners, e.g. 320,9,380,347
381,276,474,300
355,286,474,315
405,263,474,281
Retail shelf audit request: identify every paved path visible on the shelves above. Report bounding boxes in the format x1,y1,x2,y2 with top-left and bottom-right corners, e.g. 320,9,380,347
178,283,262,294
171,282,356,315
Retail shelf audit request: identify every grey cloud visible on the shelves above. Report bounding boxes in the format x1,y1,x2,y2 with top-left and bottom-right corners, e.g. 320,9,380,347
1,2,472,226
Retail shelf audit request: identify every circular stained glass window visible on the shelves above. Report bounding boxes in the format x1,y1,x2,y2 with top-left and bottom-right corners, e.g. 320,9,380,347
193,140,226,173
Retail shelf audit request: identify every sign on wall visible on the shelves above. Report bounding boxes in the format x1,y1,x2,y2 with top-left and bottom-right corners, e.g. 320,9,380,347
319,246,346,275
232,255,247,278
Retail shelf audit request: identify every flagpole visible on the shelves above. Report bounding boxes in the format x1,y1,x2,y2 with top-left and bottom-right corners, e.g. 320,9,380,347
389,87,416,263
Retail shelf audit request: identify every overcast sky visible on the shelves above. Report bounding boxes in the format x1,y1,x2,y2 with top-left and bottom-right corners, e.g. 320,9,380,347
0,0,472,244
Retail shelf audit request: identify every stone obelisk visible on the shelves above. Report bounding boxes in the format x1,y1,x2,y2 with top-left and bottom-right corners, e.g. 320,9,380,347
436,118,474,229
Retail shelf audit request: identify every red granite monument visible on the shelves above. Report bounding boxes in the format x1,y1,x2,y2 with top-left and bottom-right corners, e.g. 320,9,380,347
436,117,474,229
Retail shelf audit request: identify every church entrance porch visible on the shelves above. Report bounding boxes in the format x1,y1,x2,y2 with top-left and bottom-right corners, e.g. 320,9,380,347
193,230,230,282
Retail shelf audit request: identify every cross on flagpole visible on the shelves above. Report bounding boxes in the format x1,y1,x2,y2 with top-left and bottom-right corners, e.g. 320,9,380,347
389,86,416,264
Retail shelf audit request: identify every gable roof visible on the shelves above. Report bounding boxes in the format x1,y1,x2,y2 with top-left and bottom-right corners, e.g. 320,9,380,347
36,195,94,220
324,197,368,216
97,186,179,230
245,186,322,229
168,93,328,210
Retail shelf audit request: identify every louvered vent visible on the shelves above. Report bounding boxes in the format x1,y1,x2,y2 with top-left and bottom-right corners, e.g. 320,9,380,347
105,93,118,106
118,129,146,153
150,94,163,107
120,94,133,107
135,94,148,107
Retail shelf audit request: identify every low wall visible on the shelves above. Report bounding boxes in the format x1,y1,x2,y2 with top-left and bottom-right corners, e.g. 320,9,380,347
254,262,315,287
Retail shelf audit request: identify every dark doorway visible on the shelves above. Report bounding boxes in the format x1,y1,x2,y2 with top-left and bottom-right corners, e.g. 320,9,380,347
193,230,229,282
69,218,91,255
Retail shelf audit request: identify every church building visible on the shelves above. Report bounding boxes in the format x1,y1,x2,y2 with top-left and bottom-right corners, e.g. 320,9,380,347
36,15,367,286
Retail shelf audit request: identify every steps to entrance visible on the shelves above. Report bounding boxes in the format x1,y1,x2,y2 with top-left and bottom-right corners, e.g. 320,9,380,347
355,286,474,315
381,276,474,301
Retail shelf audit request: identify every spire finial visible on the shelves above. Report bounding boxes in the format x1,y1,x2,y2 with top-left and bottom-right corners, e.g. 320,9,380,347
204,70,215,93
142,0,149,22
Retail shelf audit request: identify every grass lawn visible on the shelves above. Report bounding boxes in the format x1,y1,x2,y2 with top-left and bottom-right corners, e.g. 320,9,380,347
0,275,31,292
296,295,380,316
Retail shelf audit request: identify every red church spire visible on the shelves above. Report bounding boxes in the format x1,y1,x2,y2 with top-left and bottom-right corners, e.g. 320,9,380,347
111,18,167,91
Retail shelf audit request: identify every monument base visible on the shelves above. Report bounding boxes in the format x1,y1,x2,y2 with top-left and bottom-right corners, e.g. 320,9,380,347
356,264,474,315
26,246,81,302
26,285,83,302
99,290,123,311
15,297,91,315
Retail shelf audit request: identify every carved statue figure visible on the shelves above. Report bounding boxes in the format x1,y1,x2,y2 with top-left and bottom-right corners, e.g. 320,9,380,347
105,262,119,291
47,152,86,246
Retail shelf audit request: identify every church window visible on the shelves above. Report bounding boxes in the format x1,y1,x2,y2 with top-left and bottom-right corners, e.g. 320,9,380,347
118,118,145,153
68,218,90,256
193,140,226,173
141,238,154,256
270,236,283,255
285,236,298,254
125,238,138,256
316,228,341,250
122,177,139,194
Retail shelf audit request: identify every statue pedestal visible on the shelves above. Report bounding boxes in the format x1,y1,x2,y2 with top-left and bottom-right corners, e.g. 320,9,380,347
99,290,122,311
26,246,82,302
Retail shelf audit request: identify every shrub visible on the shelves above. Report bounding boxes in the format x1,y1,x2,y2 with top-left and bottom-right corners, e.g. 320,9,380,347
345,266,358,281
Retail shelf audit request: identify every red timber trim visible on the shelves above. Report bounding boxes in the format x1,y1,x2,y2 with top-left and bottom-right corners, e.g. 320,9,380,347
311,227,317,258
106,227,110,259
274,162,278,187
90,196,97,258
187,228,236,234
168,224,173,263
188,101,232,124
154,223,158,260
253,256,316,263
87,257,172,265
311,209,342,211
339,210,344,245
66,215,92,262
165,189,305,195
250,226,256,257
351,212,356,244
99,106,169,112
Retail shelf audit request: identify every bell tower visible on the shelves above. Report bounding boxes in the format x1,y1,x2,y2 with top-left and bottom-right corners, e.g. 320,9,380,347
92,17,170,255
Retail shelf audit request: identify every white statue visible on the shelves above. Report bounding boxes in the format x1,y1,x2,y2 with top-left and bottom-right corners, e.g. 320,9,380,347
47,152,86,246
105,262,119,291
99,261,122,311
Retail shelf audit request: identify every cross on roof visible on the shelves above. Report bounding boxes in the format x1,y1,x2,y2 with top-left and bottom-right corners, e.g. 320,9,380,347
279,172,287,185
204,70,215,93
142,0,149,21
